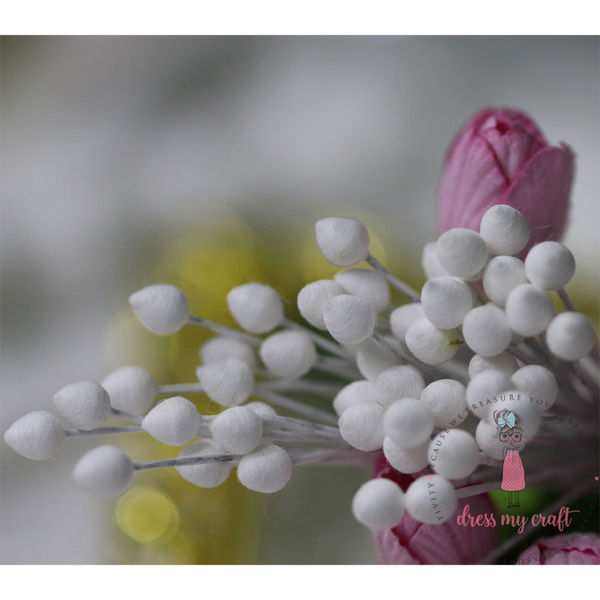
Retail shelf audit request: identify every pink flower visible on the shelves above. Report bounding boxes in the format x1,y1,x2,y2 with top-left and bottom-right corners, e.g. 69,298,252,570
516,533,600,565
437,108,574,254
372,454,498,564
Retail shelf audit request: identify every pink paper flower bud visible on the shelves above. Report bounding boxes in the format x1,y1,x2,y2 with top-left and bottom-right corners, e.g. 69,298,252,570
516,532,600,565
437,108,574,253
372,454,498,564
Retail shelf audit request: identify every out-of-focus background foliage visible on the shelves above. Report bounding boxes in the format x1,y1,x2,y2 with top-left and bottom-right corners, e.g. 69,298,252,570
1,36,598,564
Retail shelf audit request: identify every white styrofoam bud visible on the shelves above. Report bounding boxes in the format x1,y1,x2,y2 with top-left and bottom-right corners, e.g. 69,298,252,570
466,370,513,420
475,419,505,461
129,284,189,335
196,358,254,407
545,312,597,361
479,204,530,256
468,352,518,379
510,365,558,412
428,429,479,480
375,365,425,408
101,366,158,416
297,280,345,330
351,478,405,530
4,411,65,460
383,398,434,449
383,437,429,474
420,276,473,329
487,390,542,440
315,216,370,267
334,268,390,312
199,336,257,370
482,256,527,306
333,380,380,416
355,337,402,381
259,330,317,379
237,444,293,493
436,228,488,278
323,294,376,345
176,439,232,488
72,445,134,497
245,401,278,419
405,474,457,524
226,283,284,334
141,396,201,446
405,318,460,365
462,304,512,357
419,379,468,429
389,303,425,342
505,283,554,337
210,406,263,455
53,380,111,430
525,241,576,291
421,241,450,279
338,401,385,451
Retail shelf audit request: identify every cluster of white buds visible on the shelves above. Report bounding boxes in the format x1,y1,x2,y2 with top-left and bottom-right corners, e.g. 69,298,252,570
4,207,598,536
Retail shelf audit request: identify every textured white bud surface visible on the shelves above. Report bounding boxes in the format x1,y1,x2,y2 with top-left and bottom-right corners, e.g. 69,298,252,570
436,228,488,278
297,280,345,330
176,440,232,488
383,398,434,449
462,304,512,357
422,241,450,279
546,312,597,361
323,294,376,345
129,284,189,335
141,396,201,446
356,337,402,381
468,352,518,378
428,429,479,480
315,216,370,267
334,268,390,312
333,380,380,416
237,445,292,493
405,318,460,365
479,204,530,256
505,283,554,337
389,303,425,342
482,256,527,306
259,330,317,379
375,365,425,408
53,381,111,430
421,276,473,329
352,478,405,530
4,411,65,460
405,474,457,524
419,379,468,429
525,241,575,291
196,358,254,406
338,401,385,451
227,283,284,334
102,366,158,416
210,406,263,455
200,336,257,370
72,445,134,497
510,365,558,411
466,370,513,420
383,437,429,473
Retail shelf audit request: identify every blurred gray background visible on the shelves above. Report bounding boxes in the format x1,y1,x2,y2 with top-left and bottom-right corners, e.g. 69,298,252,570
1,36,598,563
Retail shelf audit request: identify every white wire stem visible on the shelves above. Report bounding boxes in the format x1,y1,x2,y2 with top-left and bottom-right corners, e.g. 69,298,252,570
283,318,354,361
65,425,143,437
158,383,204,395
110,408,143,423
188,315,261,346
312,356,361,380
557,288,575,312
257,379,343,397
366,254,421,303
257,390,338,425
289,447,374,468
134,453,239,471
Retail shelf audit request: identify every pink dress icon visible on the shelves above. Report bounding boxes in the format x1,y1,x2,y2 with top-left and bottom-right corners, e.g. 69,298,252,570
501,449,525,491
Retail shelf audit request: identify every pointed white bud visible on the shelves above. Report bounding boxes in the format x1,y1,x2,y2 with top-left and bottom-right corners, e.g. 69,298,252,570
475,419,505,460
226,283,284,334
196,358,254,407
510,365,558,411
334,268,390,312
129,284,189,335
210,406,263,455
479,204,530,256
141,396,201,446
315,216,370,267
259,330,317,379
545,312,597,361
505,283,554,336
421,241,450,279
462,304,512,357
101,366,158,416
237,444,292,493
436,228,488,278
389,303,425,343
338,401,385,451
245,401,278,419
323,294,376,345
375,365,425,408
53,381,111,430
428,429,479,480
4,411,65,460
419,379,468,429
383,398,434,449
199,336,257,370
482,256,527,306
466,370,513,420
405,474,457,524
297,280,345,330
355,337,402,381
468,352,518,379
420,276,473,329
352,478,405,530
333,380,380,416
405,318,460,365
525,241,575,291
72,445,134,497
383,437,429,474
176,440,232,488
